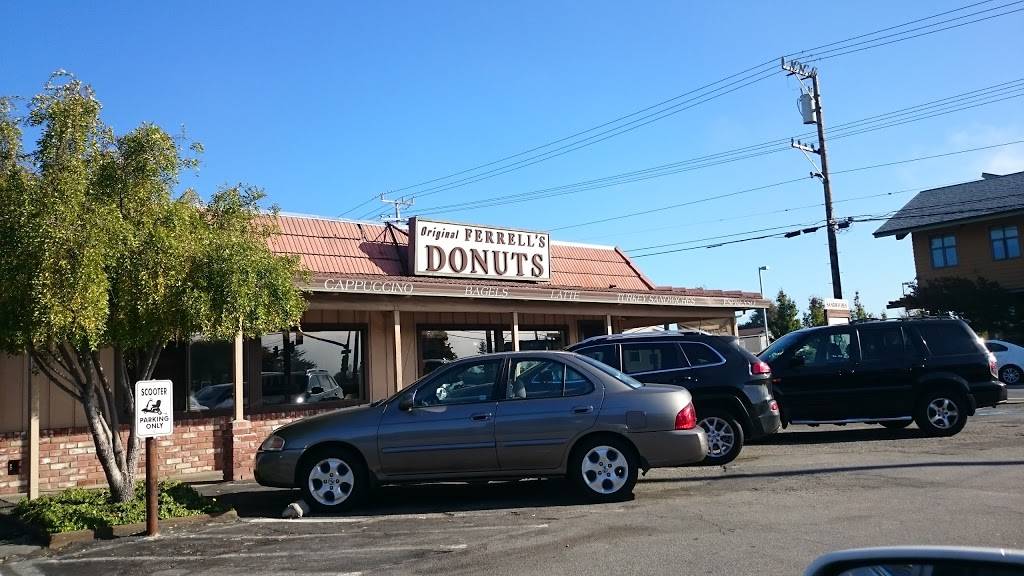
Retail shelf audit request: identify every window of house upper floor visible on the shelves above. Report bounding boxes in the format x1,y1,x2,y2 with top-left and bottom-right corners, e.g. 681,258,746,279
930,234,958,268
991,225,1020,261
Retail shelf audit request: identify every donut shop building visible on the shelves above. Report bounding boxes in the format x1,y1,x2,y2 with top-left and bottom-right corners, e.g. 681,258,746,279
0,215,767,496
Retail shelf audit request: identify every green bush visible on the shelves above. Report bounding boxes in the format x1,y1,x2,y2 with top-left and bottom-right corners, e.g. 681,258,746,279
12,481,229,534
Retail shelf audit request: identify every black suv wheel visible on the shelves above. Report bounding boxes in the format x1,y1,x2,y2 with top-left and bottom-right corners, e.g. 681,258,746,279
914,391,968,437
697,410,744,466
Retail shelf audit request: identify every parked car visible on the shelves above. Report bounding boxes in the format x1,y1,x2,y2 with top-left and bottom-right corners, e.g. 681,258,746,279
985,339,1024,385
261,369,345,405
760,319,1007,436
254,351,707,511
566,331,780,466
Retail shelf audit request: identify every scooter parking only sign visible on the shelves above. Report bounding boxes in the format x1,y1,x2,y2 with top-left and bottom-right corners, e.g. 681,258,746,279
135,380,174,438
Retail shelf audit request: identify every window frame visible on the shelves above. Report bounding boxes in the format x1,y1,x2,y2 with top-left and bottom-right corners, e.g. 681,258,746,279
503,357,596,401
990,225,1020,261
929,234,958,269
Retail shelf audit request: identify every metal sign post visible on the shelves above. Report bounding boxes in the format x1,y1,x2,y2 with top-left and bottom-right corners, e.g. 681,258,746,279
135,380,174,537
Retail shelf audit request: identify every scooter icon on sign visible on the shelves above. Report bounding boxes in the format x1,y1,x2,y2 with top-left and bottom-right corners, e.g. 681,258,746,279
141,399,164,416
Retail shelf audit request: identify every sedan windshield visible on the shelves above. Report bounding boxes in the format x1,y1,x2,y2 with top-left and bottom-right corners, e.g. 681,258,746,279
575,354,643,389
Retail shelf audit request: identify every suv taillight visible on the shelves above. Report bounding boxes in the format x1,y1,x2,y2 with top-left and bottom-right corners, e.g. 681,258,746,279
750,361,771,375
675,403,697,430
989,353,998,378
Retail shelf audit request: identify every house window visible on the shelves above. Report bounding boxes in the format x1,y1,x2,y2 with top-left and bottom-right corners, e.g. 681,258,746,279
930,234,958,268
259,327,367,407
991,226,1020,261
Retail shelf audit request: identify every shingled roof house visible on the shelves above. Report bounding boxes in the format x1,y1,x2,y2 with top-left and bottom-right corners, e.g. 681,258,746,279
874,170,1024,307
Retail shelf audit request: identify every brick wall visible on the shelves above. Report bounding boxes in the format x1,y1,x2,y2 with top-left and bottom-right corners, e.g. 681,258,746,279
0,433,28,494
0,406,334,496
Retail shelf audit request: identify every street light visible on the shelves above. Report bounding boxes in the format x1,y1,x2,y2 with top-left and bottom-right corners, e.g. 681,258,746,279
758,266,770,344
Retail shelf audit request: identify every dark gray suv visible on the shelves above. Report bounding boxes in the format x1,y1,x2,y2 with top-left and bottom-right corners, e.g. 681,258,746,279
567,331,781,465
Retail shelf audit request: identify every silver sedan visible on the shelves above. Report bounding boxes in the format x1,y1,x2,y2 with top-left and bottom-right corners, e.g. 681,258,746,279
255,351,707,512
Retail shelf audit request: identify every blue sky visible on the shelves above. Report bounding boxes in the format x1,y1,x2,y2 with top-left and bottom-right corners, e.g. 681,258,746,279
5,1,1023,318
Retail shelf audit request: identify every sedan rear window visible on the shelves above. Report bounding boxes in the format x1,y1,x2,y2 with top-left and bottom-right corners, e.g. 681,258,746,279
575,354,644,389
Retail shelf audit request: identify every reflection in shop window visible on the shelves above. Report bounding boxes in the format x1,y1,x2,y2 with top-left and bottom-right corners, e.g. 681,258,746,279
188,338,234,412
260,328,365,406
419,329,511,375
517,328,566,351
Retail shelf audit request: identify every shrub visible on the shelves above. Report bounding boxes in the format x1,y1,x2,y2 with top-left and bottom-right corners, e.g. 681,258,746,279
12,481,229,534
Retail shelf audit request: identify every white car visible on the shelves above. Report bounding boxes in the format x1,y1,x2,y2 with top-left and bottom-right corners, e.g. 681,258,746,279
986,339,1024,385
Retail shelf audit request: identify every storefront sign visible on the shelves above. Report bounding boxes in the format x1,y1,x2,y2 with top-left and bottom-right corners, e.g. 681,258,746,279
823,298,850,311
135,380,174,438
315,275,769,309
408,217,551,282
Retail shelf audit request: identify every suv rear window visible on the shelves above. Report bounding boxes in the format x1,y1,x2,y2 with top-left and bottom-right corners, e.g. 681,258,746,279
679,342,723,367
621,343,686,374
915,323,981,356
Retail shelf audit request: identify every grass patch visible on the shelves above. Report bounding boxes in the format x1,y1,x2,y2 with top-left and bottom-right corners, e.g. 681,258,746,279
12,481,230,534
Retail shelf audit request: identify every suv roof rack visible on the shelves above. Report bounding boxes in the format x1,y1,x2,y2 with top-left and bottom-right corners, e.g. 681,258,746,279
575,329,715,346
849,315,957,324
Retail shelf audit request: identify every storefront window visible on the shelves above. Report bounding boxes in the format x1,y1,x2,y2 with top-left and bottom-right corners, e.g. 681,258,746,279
260,328,365,406
419,329,511,375
188,339,234,412
517,328,566,351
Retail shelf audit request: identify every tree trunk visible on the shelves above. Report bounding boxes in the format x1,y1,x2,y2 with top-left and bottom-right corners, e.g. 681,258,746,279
29,343,160,503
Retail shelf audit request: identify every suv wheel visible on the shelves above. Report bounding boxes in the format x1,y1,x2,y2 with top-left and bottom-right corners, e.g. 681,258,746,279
570,437,638,503
914,392,968,437
698,411,744,466
999,364,1022,385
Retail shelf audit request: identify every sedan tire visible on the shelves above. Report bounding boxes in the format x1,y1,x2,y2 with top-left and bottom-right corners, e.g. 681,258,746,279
299,447,368,513
570,437,638,503
697,411,744,466
999,364,1022,386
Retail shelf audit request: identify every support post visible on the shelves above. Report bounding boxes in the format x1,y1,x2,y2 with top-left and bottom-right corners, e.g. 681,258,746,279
511,312,520,351
811,72,843,300
392,310,403,391
233,330,244,422
605,315,614,335
27,355,39,500
146,436,158,536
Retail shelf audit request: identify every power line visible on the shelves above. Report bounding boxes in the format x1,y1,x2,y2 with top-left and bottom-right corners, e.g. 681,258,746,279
551,139,1024,231
339,0,1023,215
408,80,1024,217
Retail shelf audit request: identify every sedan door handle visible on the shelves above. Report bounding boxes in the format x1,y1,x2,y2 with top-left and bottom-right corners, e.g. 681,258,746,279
573,406,594,414
470,412,493,421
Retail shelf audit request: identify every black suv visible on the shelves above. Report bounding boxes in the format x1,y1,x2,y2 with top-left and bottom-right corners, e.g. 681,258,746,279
759,318,1007,436
567,331,781,465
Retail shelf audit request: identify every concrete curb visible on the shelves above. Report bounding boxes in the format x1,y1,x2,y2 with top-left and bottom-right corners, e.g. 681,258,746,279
47,509,238,549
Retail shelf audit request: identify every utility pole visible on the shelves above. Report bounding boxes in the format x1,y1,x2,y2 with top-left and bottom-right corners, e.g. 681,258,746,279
379,193,414,224
781,57,843,300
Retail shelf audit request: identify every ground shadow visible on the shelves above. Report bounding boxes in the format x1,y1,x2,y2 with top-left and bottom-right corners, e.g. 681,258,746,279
640,459,1024,484
750,426,929,446
209,478,616,519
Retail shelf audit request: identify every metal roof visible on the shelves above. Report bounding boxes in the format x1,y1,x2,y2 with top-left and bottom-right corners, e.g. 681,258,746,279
873,171,1024,238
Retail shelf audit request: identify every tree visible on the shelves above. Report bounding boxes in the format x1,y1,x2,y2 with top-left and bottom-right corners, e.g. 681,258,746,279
902,277,1020,337
768,289,801,338
803,296,826,328
852,291,870,321
738,309,767,332
0,73,307,502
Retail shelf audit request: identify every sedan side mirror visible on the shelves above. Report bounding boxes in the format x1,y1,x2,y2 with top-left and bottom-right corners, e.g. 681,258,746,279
804,546,1024,576
398,393,414,412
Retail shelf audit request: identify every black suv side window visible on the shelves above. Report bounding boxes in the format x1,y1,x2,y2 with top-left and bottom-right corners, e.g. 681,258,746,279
575,344,620,370
915,323,979,356
858,326,906,362
679,342,724,367
794,330,854,366
621,343,687,374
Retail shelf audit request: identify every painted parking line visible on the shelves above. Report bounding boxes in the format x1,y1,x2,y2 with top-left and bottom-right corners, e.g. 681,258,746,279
24,544,469,563
164,523,549,539
242,509,539,523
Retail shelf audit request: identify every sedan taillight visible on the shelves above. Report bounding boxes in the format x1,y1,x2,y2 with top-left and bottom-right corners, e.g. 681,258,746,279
675,403,697,430
750,361,771,375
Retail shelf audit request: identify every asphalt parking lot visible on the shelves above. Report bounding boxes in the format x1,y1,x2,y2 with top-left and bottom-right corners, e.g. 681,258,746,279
3,400,1023,576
